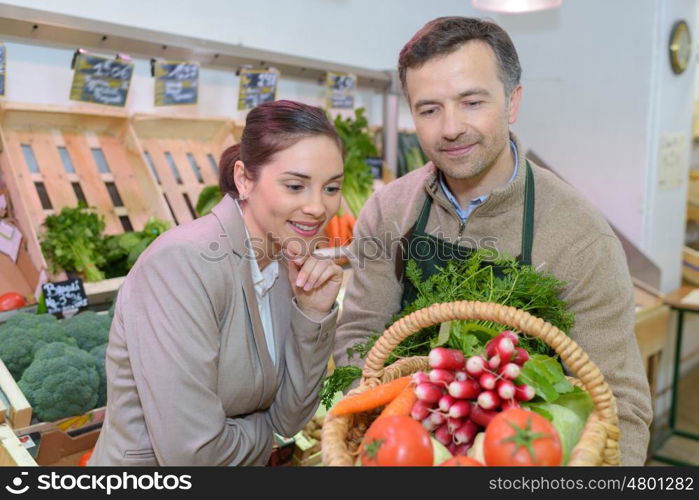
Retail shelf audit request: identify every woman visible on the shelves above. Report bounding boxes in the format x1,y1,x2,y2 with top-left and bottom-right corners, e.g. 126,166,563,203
90,100,345,466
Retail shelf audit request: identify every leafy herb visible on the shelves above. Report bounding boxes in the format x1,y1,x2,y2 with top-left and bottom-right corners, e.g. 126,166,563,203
389,250,575,361
40,204,107,282
196,185,223,217
333,108,377,218
319,365,361,410
102,217,170,278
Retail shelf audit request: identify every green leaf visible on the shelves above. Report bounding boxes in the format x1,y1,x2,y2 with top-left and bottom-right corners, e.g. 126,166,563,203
196,185,223,216
432,321,452,348
523,388,593,464
516,354,575,403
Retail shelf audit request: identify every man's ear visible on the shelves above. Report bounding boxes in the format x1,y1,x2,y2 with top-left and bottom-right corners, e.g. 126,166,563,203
508,84,523,125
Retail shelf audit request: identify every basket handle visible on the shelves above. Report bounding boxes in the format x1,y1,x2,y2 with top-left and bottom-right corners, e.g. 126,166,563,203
362,300,619,431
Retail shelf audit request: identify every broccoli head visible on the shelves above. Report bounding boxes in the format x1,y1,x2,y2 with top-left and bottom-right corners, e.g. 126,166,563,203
62,311,112,352
18,342,99,422
0,313,77,379
89,343,108,408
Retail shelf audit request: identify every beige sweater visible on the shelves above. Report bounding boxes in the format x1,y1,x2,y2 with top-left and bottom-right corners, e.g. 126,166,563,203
335,135,652,465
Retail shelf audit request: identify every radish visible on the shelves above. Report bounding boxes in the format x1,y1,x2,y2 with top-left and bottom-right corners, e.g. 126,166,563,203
465,355,487,377
411,372,430,385
429,368,455,386
453,420,479,445
502,399,521,410
447,417,463,434
435,424,453,446
499,362,521,380
451,443,472,456
513,347,530,366
496,379,515,400
493,337,515,363
514,383,536,402
454,370,469,382
479,372,497,391
448,379,480,399
429,411,446,426
470,404,498,428
415,382,443,403
410,400,432,421
422,415,440,432
428,347,465,370
448,400,471,419
477,390,501,410
500,330,519,344
488,354,501,370
438,394,456,413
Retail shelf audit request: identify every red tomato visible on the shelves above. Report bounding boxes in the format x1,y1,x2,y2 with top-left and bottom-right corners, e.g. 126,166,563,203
484,408,562,466
439,456,484,466
360,415,433,466
0,292,27,312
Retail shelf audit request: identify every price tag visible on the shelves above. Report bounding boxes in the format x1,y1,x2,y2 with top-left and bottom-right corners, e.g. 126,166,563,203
69,53,134,107
154,60,199,106
238,67,279,110
0,42,6,97
325,72,356,109
41,278,88,316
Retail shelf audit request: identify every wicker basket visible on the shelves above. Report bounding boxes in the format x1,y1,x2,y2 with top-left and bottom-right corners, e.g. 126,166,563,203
321,301,620,466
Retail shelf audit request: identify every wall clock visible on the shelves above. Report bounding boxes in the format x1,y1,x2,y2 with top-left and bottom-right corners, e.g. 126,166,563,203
669,20,691,75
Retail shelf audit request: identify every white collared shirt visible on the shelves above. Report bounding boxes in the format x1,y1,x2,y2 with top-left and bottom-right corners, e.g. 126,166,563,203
235,200,279,366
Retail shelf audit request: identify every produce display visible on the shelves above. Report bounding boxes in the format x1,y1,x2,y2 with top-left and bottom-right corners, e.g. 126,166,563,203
40,204,170,282
333,108,377,219
0,310,111,422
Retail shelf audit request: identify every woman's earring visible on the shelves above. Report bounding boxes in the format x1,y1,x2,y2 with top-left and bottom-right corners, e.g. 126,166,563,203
239,194,246,201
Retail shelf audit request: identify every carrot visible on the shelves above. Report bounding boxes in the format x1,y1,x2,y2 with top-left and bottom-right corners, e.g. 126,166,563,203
326,215,340,247
330,376,411,416
378,383,417,419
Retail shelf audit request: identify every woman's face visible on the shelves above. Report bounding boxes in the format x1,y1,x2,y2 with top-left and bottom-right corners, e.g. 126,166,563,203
235,135,344,263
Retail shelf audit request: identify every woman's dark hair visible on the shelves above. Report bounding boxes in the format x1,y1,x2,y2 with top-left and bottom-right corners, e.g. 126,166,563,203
219,100,343,197
398,17,521,96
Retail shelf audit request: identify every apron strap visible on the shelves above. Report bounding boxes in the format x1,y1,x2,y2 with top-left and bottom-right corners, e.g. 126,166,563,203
519,160,535,266
414,193,433,234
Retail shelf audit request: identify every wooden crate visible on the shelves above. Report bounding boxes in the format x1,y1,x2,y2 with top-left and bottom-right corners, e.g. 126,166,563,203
682,246,699,286
0,423,37,466
634,281,671,403
0,102,175,282
130,113,240,225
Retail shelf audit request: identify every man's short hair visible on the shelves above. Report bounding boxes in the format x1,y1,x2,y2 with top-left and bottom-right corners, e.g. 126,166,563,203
398,17,522,96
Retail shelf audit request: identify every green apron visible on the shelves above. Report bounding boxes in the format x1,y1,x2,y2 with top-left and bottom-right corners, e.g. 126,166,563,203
401,161,536,307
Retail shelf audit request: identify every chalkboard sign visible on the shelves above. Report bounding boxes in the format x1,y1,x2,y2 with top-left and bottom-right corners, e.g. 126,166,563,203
238,68,279,110
42,278,88,315
70,53,134,107
326,72,356,109
0,42,6,97
154,60,199,106
365,157,384,180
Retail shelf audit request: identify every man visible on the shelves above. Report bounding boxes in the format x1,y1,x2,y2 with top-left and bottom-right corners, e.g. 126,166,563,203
334,17,652,465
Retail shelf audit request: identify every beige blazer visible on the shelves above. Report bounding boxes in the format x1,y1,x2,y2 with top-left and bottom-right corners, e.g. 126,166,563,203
89,194,337,466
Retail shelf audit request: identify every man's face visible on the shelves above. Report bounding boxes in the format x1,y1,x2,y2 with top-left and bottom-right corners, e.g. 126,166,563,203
406,41,521,180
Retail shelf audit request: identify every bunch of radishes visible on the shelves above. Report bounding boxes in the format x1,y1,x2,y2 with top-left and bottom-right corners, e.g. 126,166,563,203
409,330,536,455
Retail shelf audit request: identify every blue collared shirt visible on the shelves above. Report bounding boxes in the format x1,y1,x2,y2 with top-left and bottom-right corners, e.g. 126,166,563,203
439,140,519,223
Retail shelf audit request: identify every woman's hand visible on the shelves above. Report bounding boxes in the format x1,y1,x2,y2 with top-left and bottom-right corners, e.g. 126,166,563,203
284,242,343,322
